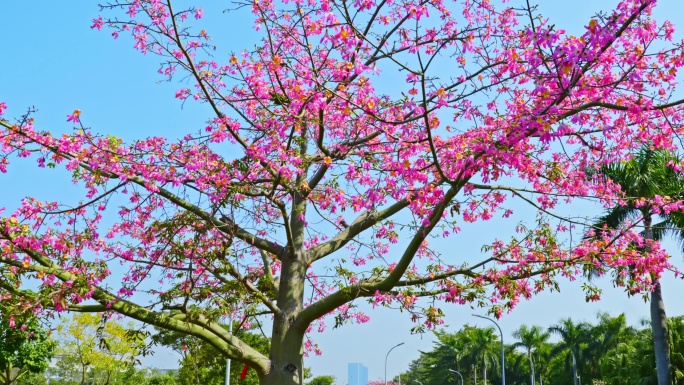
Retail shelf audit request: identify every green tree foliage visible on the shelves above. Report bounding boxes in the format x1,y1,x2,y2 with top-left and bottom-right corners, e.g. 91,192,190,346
147,373,177,385
599,315,684,385
511,325,549,385
306,375,335,385
398,313,684,385
548,318,591,385
51,313,147,385
458,325,500,384
0,307,55,385
585,313,634,381
154,322,270,385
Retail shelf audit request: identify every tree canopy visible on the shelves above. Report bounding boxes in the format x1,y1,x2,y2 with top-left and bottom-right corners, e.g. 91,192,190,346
398,313,684,385
0,307,55,385
2,1,684,385
51,313,147,385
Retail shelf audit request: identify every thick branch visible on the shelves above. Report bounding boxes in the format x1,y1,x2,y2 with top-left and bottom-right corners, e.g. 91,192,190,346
298,183,461,327
0,237,270,374
308,198,410,261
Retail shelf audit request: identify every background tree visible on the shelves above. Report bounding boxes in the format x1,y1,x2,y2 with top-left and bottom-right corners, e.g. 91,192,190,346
586,313,634,381
502,347,531,385
14,372,47,385
147,374,177,385
459,326,500,384
668,316,684,383
529,342,554,385
2,2,684,385
400,315,684,385
599,338,639,385
548,319,591,385
52,313,147,385
421,329,465,385
0,308,55,385
154,323,270,385
599,319,659,385
512,325,550,385
306,376,334,385
588,148,684,385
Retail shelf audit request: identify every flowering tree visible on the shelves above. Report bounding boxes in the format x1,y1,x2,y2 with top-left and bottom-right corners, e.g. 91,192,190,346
2,1,684,385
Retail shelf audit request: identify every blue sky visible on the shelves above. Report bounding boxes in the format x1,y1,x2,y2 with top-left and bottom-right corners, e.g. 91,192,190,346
2,0,684,384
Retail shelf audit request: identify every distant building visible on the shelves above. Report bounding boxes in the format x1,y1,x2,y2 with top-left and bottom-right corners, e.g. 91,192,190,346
348,363,368,385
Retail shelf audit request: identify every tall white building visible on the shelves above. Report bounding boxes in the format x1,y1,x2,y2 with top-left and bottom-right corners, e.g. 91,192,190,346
348,363,368,385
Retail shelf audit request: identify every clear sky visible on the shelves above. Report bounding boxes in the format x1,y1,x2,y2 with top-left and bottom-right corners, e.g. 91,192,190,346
2,1,684,384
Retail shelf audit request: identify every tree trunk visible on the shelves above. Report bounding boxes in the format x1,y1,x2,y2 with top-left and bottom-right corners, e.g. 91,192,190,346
571,351,578,385
260,140,309,385
80,364,87,385
527,351,535,385
483,356,486,385
265,251,307,385
651,280,671,385
644,211,671,385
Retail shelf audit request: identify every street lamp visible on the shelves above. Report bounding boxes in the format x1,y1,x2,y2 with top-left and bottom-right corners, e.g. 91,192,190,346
225,317,232,385
473,314,505,385
385,342,405,385
448,369,464,385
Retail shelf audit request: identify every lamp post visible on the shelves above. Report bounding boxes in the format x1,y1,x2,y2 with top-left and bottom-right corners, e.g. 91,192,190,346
225,317,232,385
473,314,505,385
448,369,464,385
385,342,405,385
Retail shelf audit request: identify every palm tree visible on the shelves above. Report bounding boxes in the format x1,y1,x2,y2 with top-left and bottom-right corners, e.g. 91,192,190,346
666,316,684,384
549,318,590,385
600,339,639,385
592,313,633,365
588,147,684,385
512,325,550,385
423,329,464,385
458,325,500,384
579,313,636,382
533,341,553,385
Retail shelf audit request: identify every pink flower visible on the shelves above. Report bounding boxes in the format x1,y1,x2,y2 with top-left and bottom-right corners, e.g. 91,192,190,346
91,17,104,31
66,109,81,123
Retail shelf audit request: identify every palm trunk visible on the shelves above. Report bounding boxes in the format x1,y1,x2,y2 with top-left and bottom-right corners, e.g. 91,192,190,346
644,211,671,385
483,355,487,385
651,280,671,385
527,351,535,385
571,352,578,385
